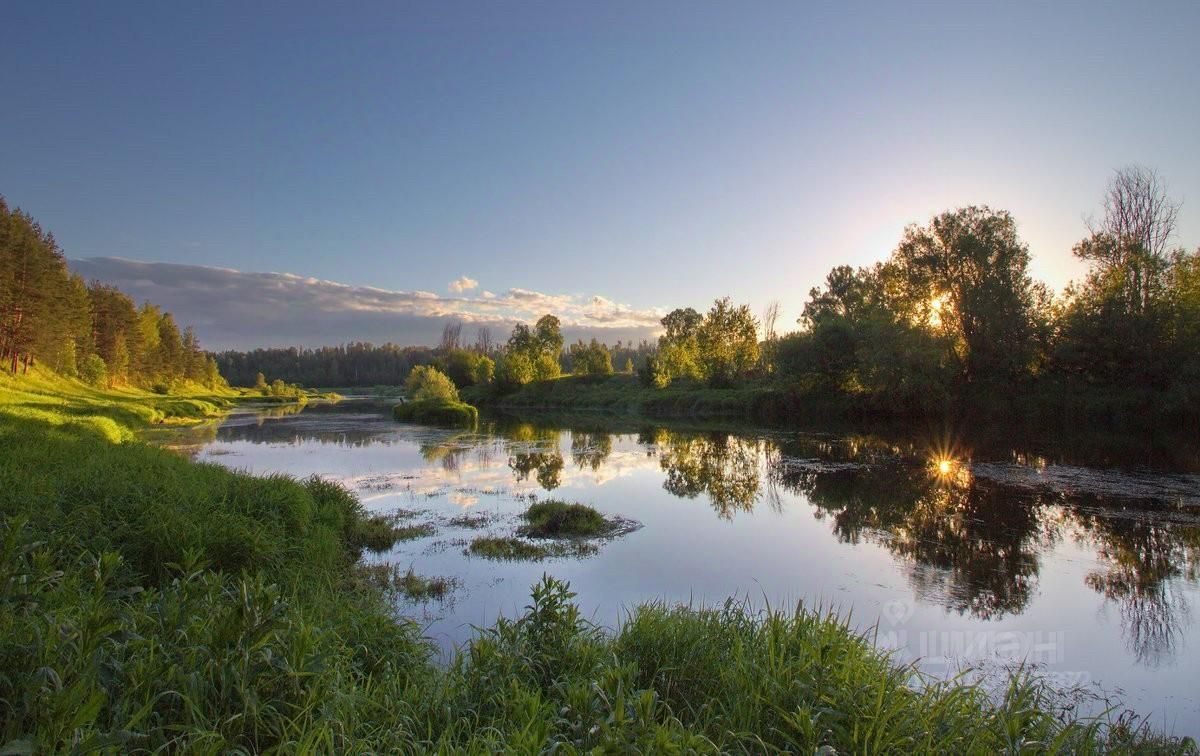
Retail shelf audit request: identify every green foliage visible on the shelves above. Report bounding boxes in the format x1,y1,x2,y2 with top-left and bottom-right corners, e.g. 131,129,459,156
0,199,227,390
533,351,562,381
520,500,614,537
78,354,107,387
495,351,536,389
502,315,564,387
569,338,614,377
404,364,459,402
651,300,759,388
392,398,478,427
436,347,495,387
466,536,598,561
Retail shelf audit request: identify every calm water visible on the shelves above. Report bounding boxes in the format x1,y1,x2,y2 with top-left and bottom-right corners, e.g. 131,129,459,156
158,397,1200,736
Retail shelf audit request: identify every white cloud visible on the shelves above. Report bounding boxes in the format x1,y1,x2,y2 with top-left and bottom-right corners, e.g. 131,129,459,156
448,276,479,293
69,257,664,350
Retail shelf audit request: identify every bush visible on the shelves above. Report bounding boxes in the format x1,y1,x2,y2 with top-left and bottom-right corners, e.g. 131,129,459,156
78,354,107,386
404,365,459,402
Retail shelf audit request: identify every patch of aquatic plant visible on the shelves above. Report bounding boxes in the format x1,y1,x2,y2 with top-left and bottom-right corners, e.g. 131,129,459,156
447,511,494,528
352,513,436,552
357,563,457,601
393,398,479,427
466,535,598,561
518,499,621,538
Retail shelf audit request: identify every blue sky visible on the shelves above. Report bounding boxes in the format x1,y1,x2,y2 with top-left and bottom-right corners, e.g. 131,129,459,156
2,1,1198,348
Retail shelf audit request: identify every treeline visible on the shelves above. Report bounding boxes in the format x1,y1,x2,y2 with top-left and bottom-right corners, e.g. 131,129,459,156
212,328,656,388
213,343,439,387
470,166,1200,428
0,198,225,389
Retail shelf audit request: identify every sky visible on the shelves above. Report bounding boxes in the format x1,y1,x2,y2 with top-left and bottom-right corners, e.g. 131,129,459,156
2,1,1198,349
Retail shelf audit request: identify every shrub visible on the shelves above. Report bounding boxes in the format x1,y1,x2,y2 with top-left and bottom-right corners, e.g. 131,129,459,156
79,354,107,386
405,365,459,402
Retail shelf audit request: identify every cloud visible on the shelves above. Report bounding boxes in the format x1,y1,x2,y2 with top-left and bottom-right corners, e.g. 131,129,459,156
448,276,478,293
69,257,664,351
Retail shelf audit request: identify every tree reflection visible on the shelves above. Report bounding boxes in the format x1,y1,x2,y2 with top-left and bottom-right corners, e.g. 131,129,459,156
1074,509,1200,665
570,431,612,471
654,431,767,519
503,424,566,491
778,459,1052,619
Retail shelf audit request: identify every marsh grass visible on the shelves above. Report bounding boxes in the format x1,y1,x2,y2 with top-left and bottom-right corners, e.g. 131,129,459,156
357,563,457,601
0,369,1192,753
447,511,494,528
466,535,599,561
519,499,617,537
352,513,437,552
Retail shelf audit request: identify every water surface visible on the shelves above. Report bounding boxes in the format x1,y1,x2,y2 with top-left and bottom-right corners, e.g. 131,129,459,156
159,397,1200,735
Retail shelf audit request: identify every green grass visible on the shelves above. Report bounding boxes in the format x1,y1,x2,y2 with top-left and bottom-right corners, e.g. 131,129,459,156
466,535,599,561
520,499,617,537
393,398,479,426
351,513,437,552
0,367,1192,752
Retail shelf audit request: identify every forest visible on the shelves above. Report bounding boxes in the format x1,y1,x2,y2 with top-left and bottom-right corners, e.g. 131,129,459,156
0,198,226,390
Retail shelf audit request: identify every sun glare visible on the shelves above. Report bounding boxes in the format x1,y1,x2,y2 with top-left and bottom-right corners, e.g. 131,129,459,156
928,294,947,327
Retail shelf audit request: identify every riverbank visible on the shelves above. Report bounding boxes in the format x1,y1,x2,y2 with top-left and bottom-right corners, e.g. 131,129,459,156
0,371,1191,751
463,373,772,418
463,373,1200,444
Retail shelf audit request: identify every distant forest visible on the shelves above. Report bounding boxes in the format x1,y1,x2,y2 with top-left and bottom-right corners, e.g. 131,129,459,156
212,334,656,388
0,198,225,389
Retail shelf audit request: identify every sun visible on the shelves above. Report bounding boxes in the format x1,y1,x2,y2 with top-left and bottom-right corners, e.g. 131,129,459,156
937,458,953,476
928,294,947,327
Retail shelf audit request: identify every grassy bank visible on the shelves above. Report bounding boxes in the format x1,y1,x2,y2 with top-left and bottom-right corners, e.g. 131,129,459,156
0,371,1191,751
464,373,770,418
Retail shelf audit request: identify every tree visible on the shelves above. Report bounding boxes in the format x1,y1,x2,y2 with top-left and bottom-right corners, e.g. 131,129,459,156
496,351,535,388
474,326,494,354
254,372,268,390
533,315,563,357
570,339,613,377
440,320,463,351
1078,166,1181,317
697,298,759,387
405,365,459,402
891,206,1039,381
534,352,561,381
436,348,494,387
79,354,107,386
651,308,704,387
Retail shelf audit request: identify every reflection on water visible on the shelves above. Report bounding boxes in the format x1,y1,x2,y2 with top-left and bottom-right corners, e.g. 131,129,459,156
161,399,1200,733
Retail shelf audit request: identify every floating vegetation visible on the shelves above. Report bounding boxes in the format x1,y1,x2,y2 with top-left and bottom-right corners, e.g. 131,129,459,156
353,511,436,552
519,499,617,537
447,511,494,529
466,536,598,561
355,563,457,601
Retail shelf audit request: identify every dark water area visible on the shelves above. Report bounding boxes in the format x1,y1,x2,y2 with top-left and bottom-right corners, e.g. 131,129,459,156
155,396,1200,736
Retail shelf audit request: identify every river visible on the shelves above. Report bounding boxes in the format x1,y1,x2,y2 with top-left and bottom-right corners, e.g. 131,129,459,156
155,395,1200,736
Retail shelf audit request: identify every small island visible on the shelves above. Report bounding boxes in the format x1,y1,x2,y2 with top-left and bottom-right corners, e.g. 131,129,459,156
392,365,479,426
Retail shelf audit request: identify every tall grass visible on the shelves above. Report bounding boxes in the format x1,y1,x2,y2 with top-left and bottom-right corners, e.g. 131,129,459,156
0,370,1192,752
